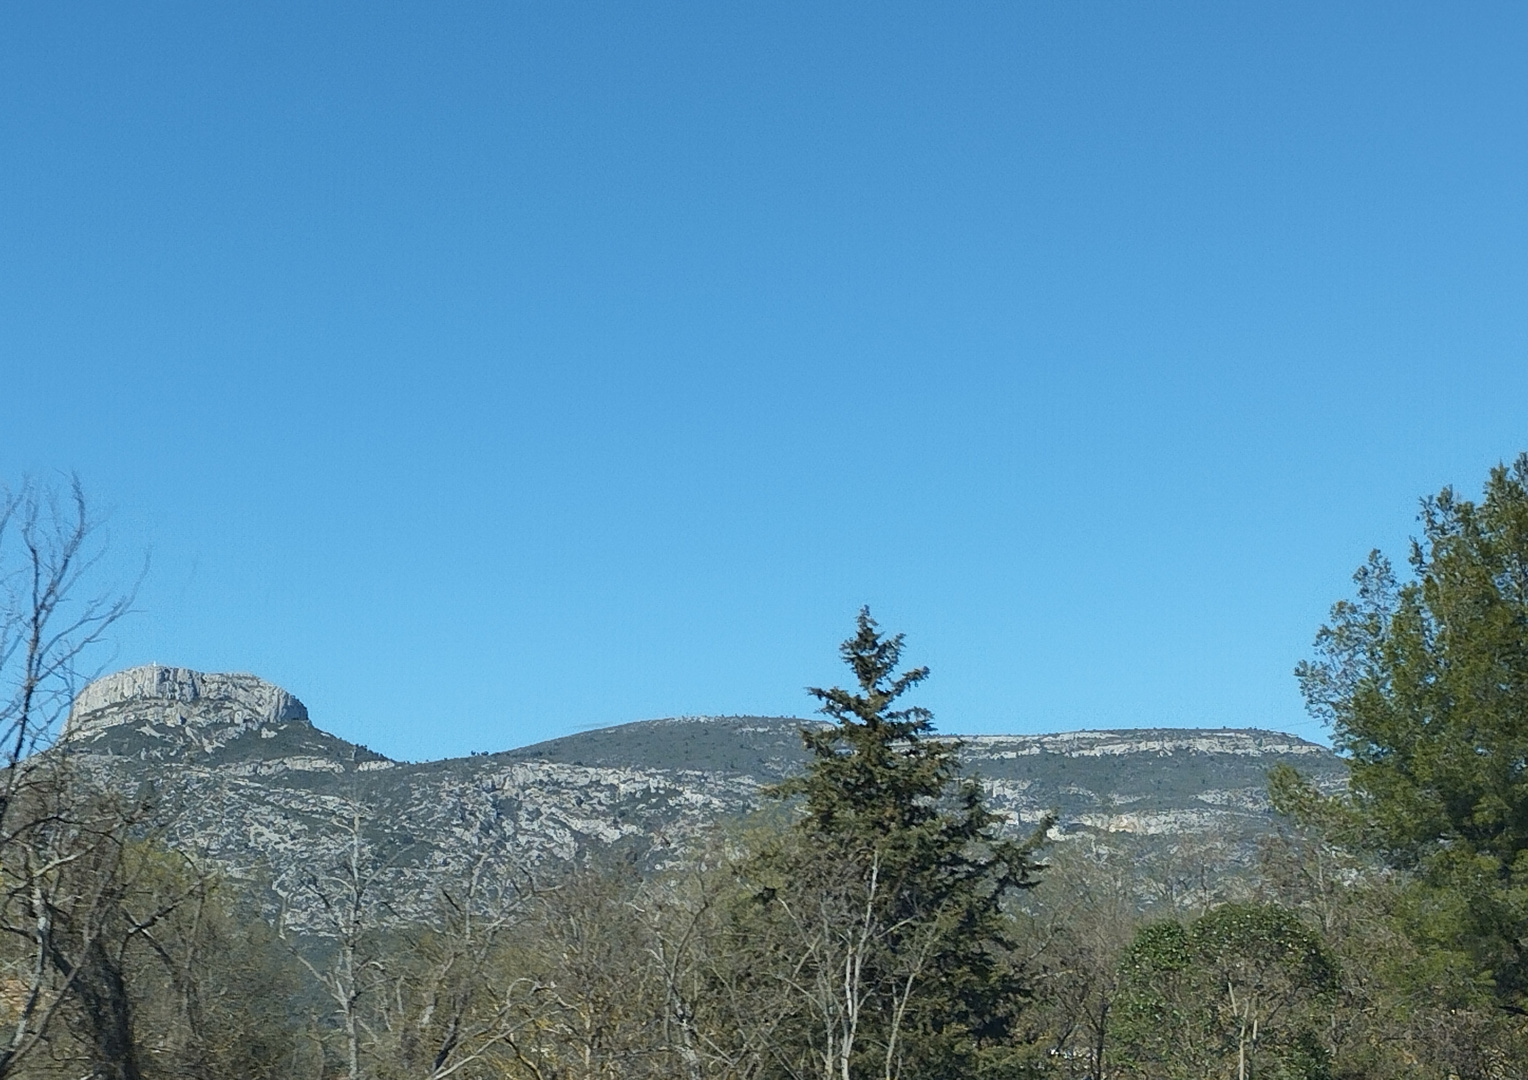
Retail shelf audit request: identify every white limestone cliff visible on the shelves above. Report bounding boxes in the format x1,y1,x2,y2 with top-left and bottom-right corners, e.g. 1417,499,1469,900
64,664,309,740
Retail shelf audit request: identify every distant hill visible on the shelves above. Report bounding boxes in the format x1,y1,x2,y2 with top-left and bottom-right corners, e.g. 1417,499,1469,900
61,665,1347,933
499,714,825,776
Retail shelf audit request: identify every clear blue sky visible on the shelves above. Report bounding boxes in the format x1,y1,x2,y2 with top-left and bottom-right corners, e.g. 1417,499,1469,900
3,3,1525,760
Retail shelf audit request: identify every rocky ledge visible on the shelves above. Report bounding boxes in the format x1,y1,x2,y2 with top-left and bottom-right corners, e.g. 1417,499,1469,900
66,665,310,741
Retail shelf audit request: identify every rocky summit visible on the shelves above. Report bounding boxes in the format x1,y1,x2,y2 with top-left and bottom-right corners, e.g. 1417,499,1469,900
60,665,1346,933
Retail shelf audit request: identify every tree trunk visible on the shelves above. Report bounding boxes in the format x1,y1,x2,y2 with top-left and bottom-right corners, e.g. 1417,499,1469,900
74,939,144,1080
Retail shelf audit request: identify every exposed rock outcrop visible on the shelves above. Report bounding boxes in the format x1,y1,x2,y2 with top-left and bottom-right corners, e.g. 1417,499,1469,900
66,665,309,741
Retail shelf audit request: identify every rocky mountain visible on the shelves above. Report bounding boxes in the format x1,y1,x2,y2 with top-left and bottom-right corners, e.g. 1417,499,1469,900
60,665,1347,931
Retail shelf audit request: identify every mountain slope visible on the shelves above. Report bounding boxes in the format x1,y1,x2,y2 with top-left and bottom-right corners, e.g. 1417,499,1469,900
62,666,1346,930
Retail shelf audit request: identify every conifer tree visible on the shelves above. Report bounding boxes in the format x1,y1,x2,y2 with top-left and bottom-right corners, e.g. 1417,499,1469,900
758,608,1047,1079
1297,453,1528,1007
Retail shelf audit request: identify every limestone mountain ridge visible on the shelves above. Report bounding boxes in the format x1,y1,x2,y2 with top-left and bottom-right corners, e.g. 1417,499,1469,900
60,665,1346,932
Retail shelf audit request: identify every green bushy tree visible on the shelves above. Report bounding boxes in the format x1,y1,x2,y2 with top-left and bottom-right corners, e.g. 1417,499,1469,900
1296,453,1528,1007
1115,903,1337,1080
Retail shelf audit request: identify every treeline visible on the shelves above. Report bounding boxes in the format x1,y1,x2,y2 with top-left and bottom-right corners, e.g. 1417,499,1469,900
5,458,1528,1079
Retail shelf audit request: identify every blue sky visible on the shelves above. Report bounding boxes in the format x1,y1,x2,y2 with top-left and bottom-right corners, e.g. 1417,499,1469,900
3,3,1525,760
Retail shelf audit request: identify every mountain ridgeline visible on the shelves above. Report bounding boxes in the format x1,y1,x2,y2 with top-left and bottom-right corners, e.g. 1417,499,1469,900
61,665,1344,931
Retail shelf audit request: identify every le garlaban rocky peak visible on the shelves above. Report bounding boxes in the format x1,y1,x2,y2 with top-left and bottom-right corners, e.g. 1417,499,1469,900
61,663,1343,931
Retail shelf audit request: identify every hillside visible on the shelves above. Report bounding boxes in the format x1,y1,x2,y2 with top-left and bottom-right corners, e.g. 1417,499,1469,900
60,665,1347,931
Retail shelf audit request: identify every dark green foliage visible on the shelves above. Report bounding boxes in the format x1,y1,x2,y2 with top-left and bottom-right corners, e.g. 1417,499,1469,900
1257,799,1528,1080
1296,453,1528,1004
1116,903,1337,1080
759,608,1047,1078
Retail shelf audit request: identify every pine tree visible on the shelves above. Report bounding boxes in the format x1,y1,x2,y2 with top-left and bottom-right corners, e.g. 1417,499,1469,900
1296,453,1528,1006
759,608,1047,1079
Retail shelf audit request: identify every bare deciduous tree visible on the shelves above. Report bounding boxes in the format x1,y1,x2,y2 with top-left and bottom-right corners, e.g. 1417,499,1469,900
0,475,142,1079
369,837,538,1079
288,796,402,1080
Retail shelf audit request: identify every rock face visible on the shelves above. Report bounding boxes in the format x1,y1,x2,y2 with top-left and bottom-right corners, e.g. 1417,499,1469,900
59,667,1348,934
66,665,309,742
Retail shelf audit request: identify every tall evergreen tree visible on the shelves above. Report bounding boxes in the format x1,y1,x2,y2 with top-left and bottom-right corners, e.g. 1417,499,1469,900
757,608,1047,1079
1296,453,1528,1007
